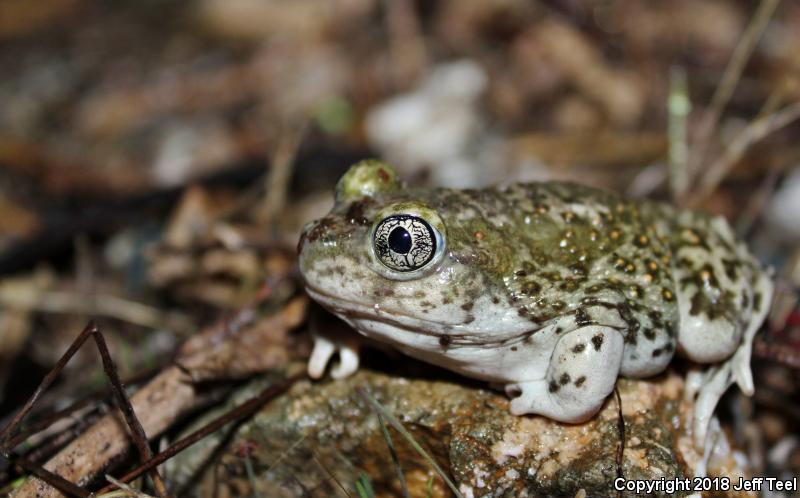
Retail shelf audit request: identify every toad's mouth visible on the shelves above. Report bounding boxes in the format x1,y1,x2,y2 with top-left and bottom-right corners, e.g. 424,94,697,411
304,284,522,347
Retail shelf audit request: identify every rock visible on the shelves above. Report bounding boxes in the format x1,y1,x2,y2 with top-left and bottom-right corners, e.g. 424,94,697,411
364,60,511,189
170,363,753,497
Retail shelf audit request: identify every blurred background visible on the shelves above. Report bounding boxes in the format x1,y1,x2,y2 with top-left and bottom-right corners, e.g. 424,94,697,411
0,0,799,495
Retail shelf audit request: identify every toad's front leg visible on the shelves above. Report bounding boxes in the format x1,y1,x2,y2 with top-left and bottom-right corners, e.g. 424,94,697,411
306,307,361,380
506,326,624,423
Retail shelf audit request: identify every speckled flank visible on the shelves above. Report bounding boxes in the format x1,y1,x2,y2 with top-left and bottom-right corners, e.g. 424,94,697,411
429,182,682,376
650,206,767,363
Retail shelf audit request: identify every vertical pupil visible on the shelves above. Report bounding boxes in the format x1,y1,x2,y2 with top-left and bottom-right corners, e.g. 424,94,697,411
388,226,412,254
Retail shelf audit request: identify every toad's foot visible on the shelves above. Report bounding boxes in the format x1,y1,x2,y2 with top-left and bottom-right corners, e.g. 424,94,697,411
688,271,772,447
308,334,360,379
689,337,756,448
307,310,361,380
506,326,623,423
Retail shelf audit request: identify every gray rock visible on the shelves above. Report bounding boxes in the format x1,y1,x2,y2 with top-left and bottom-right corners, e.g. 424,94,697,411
169,364,751,498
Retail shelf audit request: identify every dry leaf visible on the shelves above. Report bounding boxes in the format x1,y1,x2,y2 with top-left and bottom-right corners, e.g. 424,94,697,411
176,296,307,381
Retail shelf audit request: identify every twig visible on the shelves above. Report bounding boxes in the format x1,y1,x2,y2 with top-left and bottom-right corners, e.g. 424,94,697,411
375,414,409,498
172,415,243,498
312,450,353,498
614,386,625,498
7,366,160,451
689,100,800,206
0,323,169,497
0,289,191,332
355,387,465,498
103,476,156,498
11,458,89,498
688,0,780,185
92,327,169,497
4,275,297,498
9,365,203,498
260,434,307,475
667,66,691,201
16,416,96,467
257,126,306,224
95,374,301,495
755,80,790,122
0,323,97,449
7,397,99,451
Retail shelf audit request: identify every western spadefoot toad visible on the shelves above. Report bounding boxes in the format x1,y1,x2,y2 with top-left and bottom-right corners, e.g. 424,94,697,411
298,160,773,445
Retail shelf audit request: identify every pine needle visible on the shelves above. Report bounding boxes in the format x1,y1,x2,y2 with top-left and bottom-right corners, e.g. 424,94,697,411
356,387,465,498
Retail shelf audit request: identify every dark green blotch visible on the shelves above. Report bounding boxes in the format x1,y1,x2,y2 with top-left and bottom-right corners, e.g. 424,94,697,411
575,307,592,326
521,281,541,296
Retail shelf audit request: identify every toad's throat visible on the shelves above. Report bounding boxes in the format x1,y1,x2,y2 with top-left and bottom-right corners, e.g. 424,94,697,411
305,284,537,347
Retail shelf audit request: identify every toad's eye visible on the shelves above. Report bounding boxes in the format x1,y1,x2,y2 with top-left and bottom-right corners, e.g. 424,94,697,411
373,215,441,273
